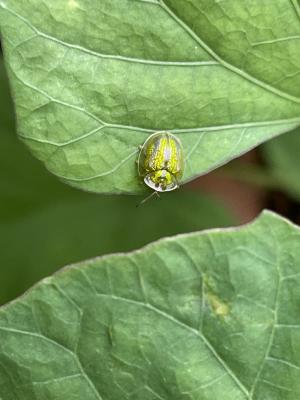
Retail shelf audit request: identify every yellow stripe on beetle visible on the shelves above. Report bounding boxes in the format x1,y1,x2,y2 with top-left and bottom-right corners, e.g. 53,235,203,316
138,132,184,193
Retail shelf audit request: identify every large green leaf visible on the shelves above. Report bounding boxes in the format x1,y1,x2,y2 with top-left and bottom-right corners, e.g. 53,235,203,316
262,126,300,200
1,211,300,399
0,56,234,306
0,1,300,193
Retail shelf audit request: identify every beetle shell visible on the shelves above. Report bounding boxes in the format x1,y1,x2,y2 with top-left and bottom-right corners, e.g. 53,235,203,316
138,132,184,192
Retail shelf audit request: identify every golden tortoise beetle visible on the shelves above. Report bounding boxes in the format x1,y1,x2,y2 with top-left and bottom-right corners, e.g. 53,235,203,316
138,132,184,196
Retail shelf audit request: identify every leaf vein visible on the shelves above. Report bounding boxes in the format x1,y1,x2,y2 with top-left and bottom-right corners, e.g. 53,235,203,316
10,65,300,140
0,327,104,400
249,224,282,398
2,3,217,67
158,0,300,104
95,293,250,398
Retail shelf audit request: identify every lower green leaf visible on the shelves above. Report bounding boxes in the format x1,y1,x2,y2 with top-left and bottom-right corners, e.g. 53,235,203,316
1,211,300,399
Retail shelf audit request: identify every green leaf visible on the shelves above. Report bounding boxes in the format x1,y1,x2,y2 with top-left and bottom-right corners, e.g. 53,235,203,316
0,1,300,193
1,211,300,399
262,126,300,200
0,57,235,306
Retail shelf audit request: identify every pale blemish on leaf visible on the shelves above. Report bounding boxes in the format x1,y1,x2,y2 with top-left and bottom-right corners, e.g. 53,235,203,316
67,0,79,9
207,292,230,317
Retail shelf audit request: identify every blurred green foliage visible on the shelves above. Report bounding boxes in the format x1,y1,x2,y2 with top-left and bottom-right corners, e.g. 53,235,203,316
263,126,300,201
0,58,235,306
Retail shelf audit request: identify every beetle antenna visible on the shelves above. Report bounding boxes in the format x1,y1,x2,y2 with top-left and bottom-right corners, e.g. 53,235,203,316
136,191,160,207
